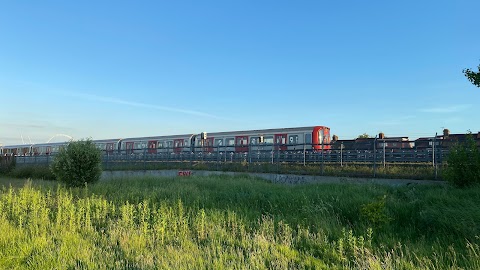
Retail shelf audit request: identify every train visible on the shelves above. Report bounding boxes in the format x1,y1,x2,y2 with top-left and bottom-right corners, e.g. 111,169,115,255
0,126,331,156
2,126,479,157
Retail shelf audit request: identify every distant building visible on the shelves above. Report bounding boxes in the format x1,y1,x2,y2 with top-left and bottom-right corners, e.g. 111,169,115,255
331,133,413,151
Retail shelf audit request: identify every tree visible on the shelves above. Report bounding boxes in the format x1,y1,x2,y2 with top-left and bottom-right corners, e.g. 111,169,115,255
358,133,371,139
50,139,102,187
463,63,480,87
443,133,480,187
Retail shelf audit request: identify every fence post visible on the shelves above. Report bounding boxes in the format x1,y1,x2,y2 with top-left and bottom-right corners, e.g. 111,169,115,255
434,132,438,179
321,132,324,176
340,143,343,167
303,142,306,166
373,136,377,178
271,147,274,165
433,133,436,167
248,143,251,172
216,146,219,171
143,147,147,170
383,139,386,168
277,144,280,173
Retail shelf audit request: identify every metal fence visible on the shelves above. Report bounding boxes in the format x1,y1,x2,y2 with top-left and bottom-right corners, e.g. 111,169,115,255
12,142,450,179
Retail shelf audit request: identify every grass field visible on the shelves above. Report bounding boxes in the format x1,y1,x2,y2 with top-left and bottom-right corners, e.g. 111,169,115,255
0,175,479,269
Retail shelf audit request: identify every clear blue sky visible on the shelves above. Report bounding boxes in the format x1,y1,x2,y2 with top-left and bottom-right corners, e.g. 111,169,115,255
1,0,479,145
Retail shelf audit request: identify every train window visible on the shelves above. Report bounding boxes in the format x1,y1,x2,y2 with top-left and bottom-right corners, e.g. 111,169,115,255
264,137,274,144
237,137,248,145
157,142,163,148
289,135,299,144
305,134,312,145
215,139,223,146
184,140,189,146
250,138,257,145
226,138,235,146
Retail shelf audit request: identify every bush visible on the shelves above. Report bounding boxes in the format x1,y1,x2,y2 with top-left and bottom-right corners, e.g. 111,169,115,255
444,133,480,187
0,155,15,175
50,139,102,187
360,195,391,227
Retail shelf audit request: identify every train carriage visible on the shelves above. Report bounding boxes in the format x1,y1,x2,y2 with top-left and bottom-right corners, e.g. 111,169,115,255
30,142,67,155
194,126,331,154
92,139,122,155
119,133,196,155
2,144,33,156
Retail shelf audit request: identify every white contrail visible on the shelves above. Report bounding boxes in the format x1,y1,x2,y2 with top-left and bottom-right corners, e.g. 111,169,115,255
419,104,471,113
62,91,228,119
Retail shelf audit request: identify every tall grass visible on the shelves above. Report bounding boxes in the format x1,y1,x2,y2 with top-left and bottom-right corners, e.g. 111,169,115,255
0,176,478,269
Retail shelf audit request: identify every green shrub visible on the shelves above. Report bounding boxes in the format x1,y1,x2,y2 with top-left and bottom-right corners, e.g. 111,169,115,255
0,155,15,175
50,139,102,187
360,195,391,227
444,133,480,187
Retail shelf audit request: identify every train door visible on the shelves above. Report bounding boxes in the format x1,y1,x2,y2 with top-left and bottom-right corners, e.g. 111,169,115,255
204,137,214,153
274,134,287,151
235,136,249,152
106,143,114,155
147,140,157,154
126,142,134,154
21,147,30,156
174,139,184,154
46,146,51,155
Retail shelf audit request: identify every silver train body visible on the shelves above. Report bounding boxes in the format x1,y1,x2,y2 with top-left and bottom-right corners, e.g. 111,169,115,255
1,126,330,156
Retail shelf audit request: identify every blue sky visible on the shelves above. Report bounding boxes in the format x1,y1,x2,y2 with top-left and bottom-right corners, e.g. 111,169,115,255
1,1,479,145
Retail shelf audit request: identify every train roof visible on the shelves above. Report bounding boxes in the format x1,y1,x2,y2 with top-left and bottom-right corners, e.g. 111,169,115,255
30,142,69,147
91,138,123,143
203,126,329,137
2,144,34,148
2,138,124,148
120,134,196,141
